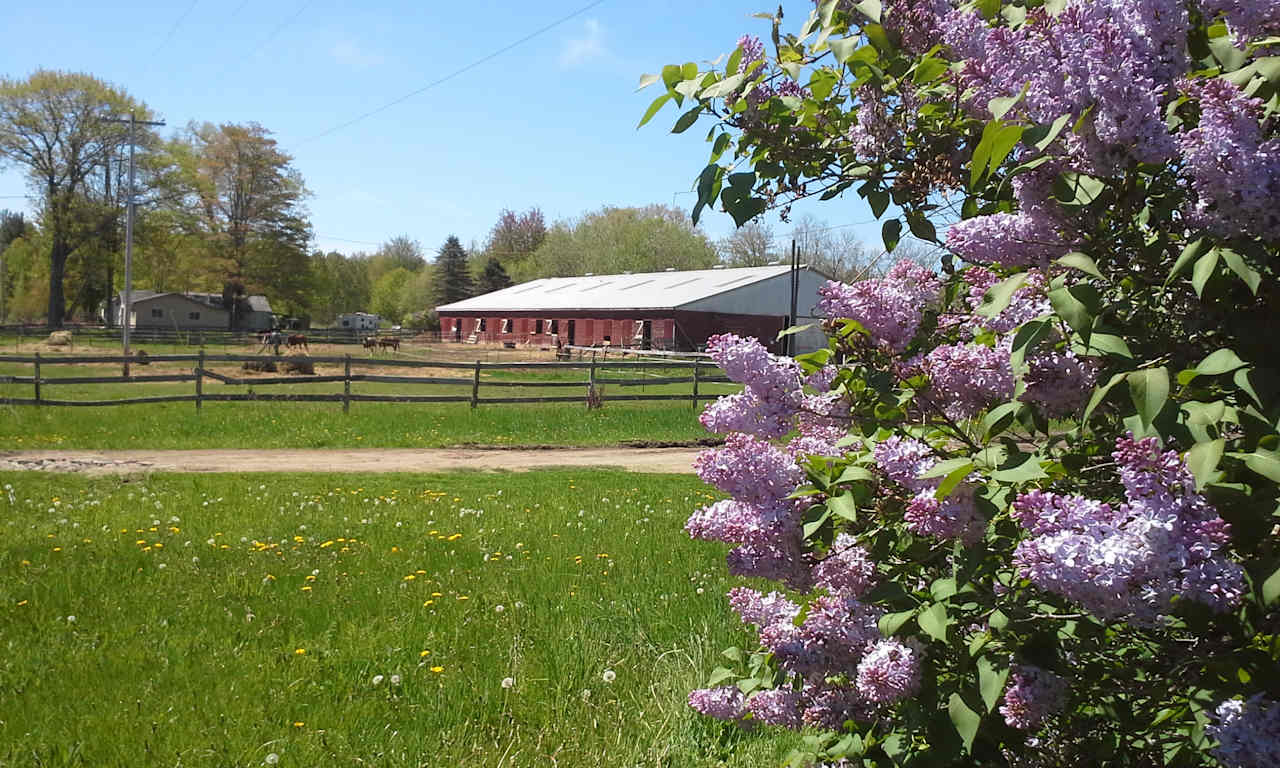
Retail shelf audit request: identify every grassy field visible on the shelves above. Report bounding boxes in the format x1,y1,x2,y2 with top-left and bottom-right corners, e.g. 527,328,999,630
0,470,799,767
0,344,735,449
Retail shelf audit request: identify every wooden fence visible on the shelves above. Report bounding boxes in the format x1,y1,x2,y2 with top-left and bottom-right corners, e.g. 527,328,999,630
0,324,431,348
0,353,732,410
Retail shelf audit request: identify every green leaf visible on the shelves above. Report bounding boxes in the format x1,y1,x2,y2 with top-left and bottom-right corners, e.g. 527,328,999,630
636,73,661,91
637,92,673,129
1194,349,1248,378
867,189,890,218
671,107,701,134
1022,113,1072,151
882,218,901,252
680,62,698,81
1056,252,1103,279
983,401,1021,439
1054,171,1107,206
1080,332,1131,359
829,36,860,63
1240,449,1280,483
976,273,1030,318
934,461,976,501
1186,439,1224,491
722,646,743,662
854,0,882,22
991,452,1049,484
1128,367,1170,430
968,631,992,657
828,493,859,521
988,82,1029,121
835,465,873,484
803,510,832,539
1083,372,1128,423
1234,368,1263,408
879,610,915,638
949,693,982,750
921,457,974,480
1262,564,1280,605
1192,250,1220,298
913,56,950,85
969,120,1024,187
930,577,958,601
708,666,737,686
978,657,1009,713
1048,283,1100,335
661,64,684,91
1219,248,1262,294
1166,237,1209,285
918,602,950,642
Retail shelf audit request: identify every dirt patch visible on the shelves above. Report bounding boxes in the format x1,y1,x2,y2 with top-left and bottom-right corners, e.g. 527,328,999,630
0,447,704,476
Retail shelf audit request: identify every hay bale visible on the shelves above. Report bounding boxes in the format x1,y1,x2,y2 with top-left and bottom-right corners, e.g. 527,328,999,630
282,356,315,375
47,331,72,347
242,359,278,373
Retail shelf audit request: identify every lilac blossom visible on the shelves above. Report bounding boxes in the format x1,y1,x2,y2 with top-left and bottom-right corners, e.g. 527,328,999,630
1201,0,1280,44
802,683,872,730
1011,435,1245,623
762,593,883,678
727,536,814,590
962,266,1051,335
855,639,923,703
811,534,876,597
727,587,800,628
805,365,839,393
847,87,891,159
1209,695,1280,767
946,211,1072,269
816,260,941,352
1000,665,1069,730
701,334,805,438
922,340,1014,420
905,487,986,544
745,688,804,728
882,0,953,54
688,686,746,721
1023,349,1099,417
694,433,802,510
737,34,765,66
873,435,938,492
1177,78,1280,242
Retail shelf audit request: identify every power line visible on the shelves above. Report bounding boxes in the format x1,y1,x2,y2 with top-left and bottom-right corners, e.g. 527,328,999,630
152,0,201,56
300,0,609,145
249,0,318,59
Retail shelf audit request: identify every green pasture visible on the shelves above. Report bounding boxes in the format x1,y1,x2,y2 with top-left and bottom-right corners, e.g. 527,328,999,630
0,470,799,767
0,355,736,449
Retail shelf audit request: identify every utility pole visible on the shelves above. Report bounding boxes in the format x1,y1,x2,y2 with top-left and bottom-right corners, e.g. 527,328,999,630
104,112,165,376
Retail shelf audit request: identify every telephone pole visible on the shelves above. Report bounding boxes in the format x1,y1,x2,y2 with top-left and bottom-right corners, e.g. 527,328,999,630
104,112,165,376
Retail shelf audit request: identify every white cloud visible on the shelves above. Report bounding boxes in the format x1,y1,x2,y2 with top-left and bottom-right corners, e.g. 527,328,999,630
330,40,384,71
559,19,605,69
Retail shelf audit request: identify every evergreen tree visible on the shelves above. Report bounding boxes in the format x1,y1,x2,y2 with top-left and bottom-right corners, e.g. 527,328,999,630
475,256,513,295
431,235,474,306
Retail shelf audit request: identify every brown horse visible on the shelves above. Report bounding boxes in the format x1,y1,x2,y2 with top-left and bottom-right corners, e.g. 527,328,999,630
286,334,308,351
377,337,400,352
362,336,378,350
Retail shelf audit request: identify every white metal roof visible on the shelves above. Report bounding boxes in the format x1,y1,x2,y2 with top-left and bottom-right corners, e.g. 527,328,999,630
436,264,804,313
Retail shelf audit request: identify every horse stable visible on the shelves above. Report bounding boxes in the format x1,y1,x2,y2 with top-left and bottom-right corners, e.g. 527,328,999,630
435,264,830,353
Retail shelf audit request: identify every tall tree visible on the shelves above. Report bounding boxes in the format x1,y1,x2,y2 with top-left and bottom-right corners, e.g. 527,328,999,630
476,255,513,294
511,204,718,282
718,219,778,266
486,207,546,260
0,70,154,326
175,121,311,325
431,235,473,306
369,235,426,282
0,210,29,321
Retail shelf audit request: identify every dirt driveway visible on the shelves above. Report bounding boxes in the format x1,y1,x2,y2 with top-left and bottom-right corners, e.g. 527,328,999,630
0,447,703,476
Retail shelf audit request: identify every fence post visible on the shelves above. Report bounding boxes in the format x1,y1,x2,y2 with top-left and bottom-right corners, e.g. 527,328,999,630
343,354,351,414
692,358,700,407
471,360,481,409
195,349,204,411
589,351,597,390
33,352,41,406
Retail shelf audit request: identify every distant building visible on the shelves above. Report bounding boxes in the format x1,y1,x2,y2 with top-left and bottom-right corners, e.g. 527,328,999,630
436,264,829,353
107,291,274,331
336,312,381,331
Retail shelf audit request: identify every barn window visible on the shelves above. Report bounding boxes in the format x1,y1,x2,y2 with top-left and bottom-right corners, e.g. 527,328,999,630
501,318,511,334
189,311,201,320
549,319,559,334
534,318,543,334
632,321,644,340
341,319,350,327
476,318,485,332
151,308,163,318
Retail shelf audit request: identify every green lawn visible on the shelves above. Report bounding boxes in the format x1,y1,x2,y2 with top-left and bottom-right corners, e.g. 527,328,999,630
0,470,799,767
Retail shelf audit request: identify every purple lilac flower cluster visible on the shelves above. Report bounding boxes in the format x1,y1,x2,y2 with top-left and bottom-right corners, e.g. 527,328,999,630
922,340,1014,419
811,533,876,597
1201,0,1280,43
961,266,1051,335
846,87,891,160
1177,78,1280,242
728,587,800,627
881,0,952,54
1022,349,1099,416
816,259,942,351
873,436,986,543
1012,435,1245,623
737,34,765,66
700,334,804,438
1000,664,1069,731
688,686,746,720
945,211,1070,269
1208,695,1280,767
855,639,923,703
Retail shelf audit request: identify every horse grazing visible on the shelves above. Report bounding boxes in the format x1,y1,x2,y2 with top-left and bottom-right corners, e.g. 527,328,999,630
377,337,400,352
286,334,308,351
362,336,378,351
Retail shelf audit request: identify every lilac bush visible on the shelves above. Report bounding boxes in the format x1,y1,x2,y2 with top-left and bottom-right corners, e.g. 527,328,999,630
643,0,1280,764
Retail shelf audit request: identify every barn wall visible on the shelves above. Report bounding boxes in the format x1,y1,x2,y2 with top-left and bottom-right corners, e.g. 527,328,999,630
672,311,788,353
440,312,682,349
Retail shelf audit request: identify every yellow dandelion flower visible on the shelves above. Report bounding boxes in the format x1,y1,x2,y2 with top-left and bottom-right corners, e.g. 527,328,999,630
301,586,312,592
456,595,469,601
430,666,444,673
420,650,431,657
295,648,306,655
293,721,305,728
431,592,442,597
404,574,415,581
391,546,400,553
16,600,28,607
423,600,434,606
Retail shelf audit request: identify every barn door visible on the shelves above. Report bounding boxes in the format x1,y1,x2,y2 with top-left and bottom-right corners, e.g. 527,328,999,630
567,319,576,346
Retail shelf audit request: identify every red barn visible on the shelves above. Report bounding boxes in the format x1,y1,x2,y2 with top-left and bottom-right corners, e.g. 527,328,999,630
435,264,830,353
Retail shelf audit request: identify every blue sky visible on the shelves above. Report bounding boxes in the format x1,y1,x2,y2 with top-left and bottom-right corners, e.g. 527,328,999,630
1,1,881,259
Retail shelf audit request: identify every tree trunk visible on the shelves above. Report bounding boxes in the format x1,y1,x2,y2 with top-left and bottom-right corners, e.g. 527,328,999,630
47,231,69,329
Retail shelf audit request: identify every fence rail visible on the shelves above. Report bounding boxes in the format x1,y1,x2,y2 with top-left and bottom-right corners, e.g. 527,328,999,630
0,324,431,348
0,352,731,410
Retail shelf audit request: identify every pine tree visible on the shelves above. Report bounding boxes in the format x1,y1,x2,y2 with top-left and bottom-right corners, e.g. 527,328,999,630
476,256,513,295
432,235,474,306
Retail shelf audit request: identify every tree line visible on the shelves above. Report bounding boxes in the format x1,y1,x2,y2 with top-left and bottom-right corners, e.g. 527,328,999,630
0,69,898,329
